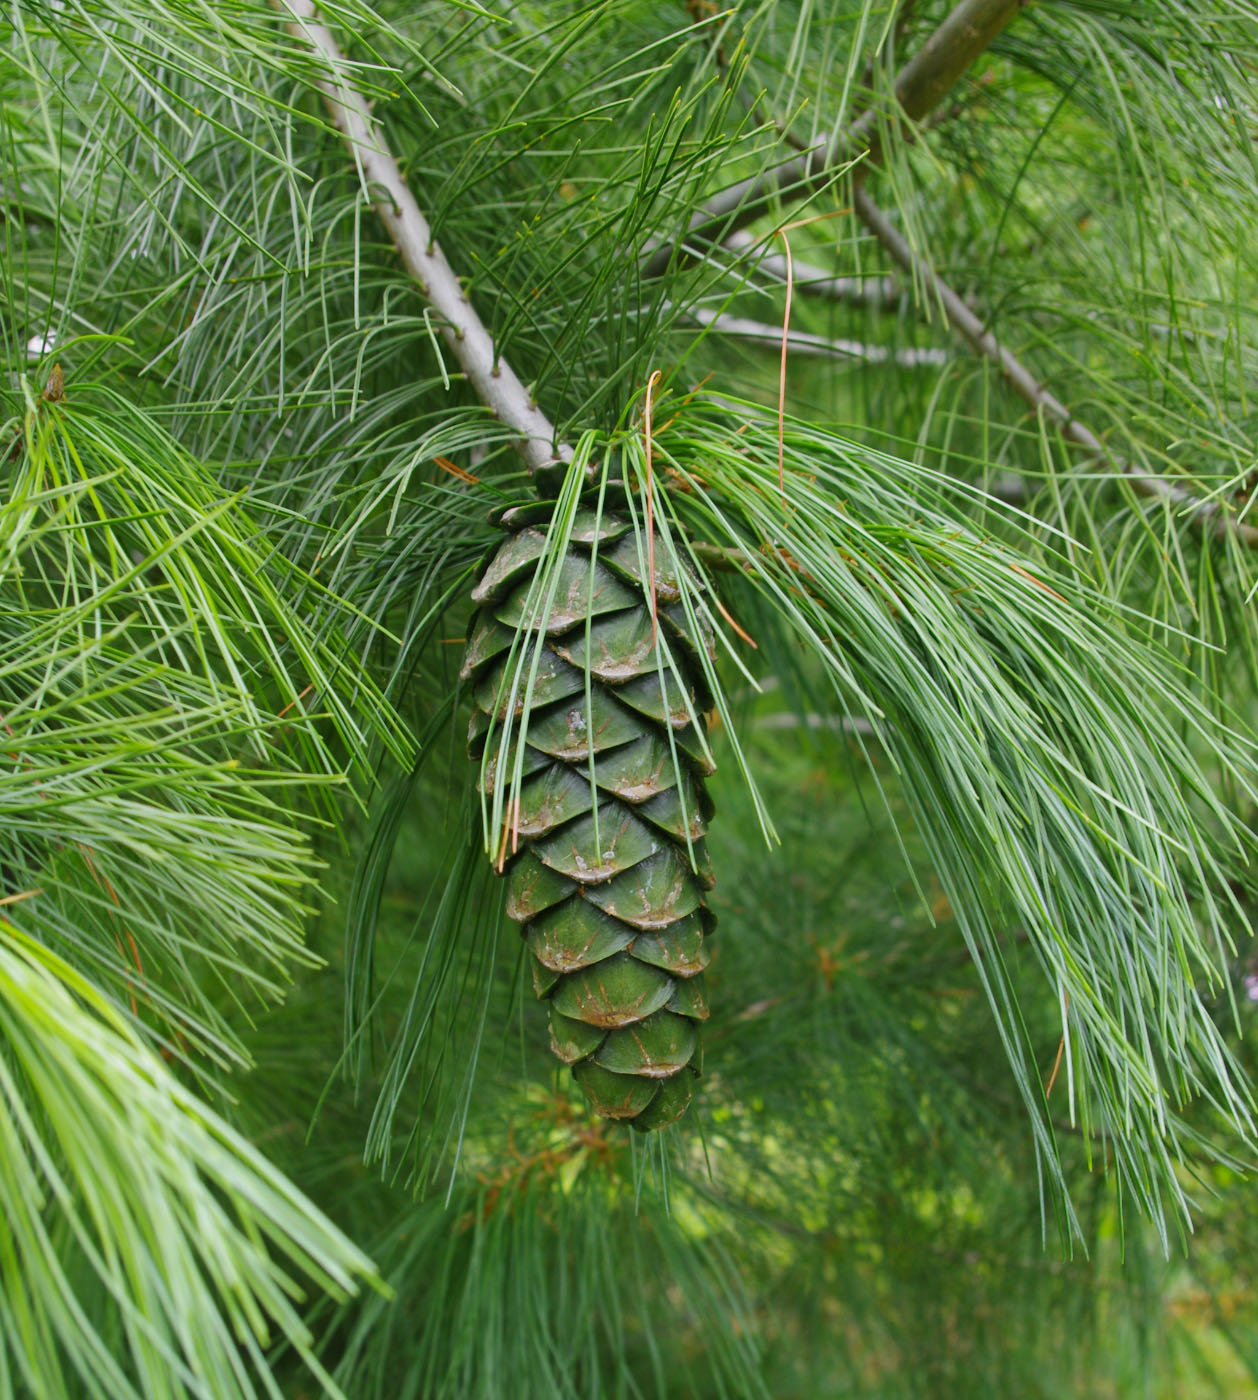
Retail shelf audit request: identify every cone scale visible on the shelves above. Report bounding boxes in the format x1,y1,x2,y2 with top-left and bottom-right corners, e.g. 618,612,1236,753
462,497,715,1130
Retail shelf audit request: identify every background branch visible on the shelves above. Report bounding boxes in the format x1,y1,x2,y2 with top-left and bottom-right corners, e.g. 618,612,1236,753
643,0,1025,278
724,229,898,308
850,183,1258,549
687,305,947,366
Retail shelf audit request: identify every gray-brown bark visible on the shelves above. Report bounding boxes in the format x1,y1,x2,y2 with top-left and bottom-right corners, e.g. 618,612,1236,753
273,0,571,475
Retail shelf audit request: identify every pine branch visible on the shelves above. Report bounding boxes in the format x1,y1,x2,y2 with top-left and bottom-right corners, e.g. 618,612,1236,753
272,0,570,475
643,0,1026,278
850,183,1258,549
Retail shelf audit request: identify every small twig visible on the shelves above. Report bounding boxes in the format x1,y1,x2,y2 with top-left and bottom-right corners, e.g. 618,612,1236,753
1044,1031,1067,1099
644,0,1026,278
725,230,898,309
775,229,793,497
689,540,756,572
273,0,571,476
1044,989,1070,1105
712,595,758,648
850,184,1258,549
0,888,42,907
687,305,948,366
755,712,877,734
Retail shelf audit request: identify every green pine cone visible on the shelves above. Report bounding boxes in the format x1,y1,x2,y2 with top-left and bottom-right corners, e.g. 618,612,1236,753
462,499,716,1131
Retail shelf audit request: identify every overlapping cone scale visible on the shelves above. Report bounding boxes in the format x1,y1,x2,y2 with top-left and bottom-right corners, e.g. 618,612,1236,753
463,499,715,1131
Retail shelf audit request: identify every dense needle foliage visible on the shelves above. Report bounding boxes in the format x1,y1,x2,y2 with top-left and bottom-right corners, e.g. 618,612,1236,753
3,0,1258,1395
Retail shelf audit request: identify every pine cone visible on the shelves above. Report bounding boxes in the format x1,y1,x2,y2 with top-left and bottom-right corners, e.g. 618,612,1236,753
461,498,715,1131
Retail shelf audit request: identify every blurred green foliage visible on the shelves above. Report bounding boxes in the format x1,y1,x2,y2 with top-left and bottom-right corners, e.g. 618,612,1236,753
235,705,1258,1398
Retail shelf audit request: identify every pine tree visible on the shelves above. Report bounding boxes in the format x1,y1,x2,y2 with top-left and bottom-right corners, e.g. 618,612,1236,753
4,0,1258,1396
